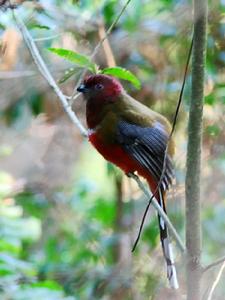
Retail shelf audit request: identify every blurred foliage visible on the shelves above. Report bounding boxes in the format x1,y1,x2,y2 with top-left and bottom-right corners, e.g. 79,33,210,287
0,0,225,299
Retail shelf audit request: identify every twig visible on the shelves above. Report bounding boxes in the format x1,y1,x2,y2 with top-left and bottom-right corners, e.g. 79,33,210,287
129,173,185,253
34,34,62,42
90,0,131,61
206,261,225,300
0,70,36,79
203,255,225,273
13,12,87,138
70,0,131,100
132,34,193,253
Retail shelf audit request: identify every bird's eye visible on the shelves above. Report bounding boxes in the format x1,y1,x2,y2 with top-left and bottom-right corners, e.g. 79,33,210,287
95,83,104,90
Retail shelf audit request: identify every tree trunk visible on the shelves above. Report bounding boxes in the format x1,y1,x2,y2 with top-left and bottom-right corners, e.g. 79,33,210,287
185,1,207,300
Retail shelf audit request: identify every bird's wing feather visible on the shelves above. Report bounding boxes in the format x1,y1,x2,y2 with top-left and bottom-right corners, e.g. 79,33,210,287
117,120,174,190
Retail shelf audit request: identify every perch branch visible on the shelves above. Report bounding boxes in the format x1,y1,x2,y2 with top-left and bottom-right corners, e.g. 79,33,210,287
13,13,87,137
129,173,185,253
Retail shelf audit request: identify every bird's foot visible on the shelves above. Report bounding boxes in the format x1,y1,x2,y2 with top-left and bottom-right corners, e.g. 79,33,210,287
126,172,138,180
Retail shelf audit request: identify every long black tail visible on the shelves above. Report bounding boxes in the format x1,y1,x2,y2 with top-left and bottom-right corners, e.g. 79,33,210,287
158,188,178,289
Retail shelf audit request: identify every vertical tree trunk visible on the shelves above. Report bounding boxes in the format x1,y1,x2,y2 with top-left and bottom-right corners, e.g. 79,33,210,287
185,1,207,300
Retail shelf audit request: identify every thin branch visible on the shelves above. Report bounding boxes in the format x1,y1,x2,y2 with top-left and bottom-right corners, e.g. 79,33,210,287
129,173,185,253
0,70,36,79
70,0,131,100
13,12,87,138
203,255,225,273
131,34,193,253
206,261,225,300
34,34,62,42
90,0,131,61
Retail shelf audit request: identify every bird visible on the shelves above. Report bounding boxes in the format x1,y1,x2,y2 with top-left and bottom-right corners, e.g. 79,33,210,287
77,74,178,289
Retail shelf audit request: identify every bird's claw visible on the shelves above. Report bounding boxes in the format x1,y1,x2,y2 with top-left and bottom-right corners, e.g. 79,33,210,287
126,172,138,180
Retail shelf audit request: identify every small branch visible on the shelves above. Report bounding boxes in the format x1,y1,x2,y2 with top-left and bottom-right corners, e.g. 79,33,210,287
0,70,36,79
34,34,62,42
203,255,225,273
129,173,185,253
206,261,225,300
13,13,87,138
90,0,131,62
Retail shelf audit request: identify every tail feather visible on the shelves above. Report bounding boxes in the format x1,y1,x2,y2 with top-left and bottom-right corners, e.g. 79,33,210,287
158,188,179,289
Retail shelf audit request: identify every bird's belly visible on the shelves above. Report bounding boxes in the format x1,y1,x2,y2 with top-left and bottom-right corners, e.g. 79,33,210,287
89,132,136,174
89,131,158,191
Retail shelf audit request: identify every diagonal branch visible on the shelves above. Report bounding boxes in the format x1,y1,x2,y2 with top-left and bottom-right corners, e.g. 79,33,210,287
203,255,225,273
13,13,88,138
129,173,185,253
206,261,225,300
90,0,131,62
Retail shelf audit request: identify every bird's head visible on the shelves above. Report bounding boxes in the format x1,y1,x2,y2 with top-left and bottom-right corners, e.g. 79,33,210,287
77,74,123,102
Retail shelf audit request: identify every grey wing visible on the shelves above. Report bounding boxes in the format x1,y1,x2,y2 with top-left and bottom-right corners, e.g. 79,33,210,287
117,120,174,190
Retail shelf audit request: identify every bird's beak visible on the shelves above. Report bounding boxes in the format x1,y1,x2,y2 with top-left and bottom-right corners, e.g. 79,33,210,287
77,84,88,93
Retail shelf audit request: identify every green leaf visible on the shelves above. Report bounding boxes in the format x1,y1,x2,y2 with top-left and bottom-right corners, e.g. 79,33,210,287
205,94,215,105
101,67,141,89
103,0,117,26
206,125,220,137
31,280,62,291
143,219,159,250
0,23,5,30
48,48,96,72
29,23,50,30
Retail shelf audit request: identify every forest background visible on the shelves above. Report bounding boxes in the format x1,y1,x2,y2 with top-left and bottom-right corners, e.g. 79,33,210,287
0,0,225,299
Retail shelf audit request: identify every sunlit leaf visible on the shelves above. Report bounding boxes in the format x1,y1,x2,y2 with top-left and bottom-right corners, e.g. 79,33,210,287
29,23,50,30
48,48,96,72
101,66,141,89
31,280,62,291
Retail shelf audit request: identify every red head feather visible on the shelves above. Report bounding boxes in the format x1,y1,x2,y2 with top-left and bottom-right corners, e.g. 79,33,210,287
77,74,123,101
